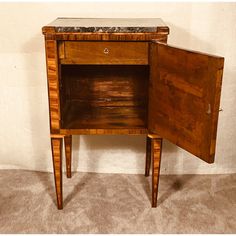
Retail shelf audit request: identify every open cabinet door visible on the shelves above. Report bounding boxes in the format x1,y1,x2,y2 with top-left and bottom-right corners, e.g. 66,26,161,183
148,42,224,163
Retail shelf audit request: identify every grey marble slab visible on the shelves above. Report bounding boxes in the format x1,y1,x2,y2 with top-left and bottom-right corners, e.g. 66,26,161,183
46,18,168,33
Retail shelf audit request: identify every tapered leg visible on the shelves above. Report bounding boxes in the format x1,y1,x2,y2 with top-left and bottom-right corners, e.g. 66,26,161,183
51,138,63,210
145,136,151,176
152,137,163,207
64,135,72,178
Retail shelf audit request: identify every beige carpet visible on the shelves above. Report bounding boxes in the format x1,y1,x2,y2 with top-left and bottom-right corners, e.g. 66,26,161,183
0,170,235,233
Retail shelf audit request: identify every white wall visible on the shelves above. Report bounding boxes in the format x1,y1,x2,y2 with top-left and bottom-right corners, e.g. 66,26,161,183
0,3,236,174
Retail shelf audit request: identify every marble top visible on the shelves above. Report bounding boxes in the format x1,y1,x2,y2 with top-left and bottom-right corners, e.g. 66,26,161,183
45,18,168,33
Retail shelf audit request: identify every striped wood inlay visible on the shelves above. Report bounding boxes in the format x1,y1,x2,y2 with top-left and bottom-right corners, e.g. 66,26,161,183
145,136,152,176
51,138,63,209
45,40,60,131
64,135,72,178
152,137,163,207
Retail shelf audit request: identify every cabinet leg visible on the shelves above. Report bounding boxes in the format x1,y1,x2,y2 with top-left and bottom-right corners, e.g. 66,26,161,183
51,137,63,210
64,135,72,178
152,137,163,208
145,136,151,176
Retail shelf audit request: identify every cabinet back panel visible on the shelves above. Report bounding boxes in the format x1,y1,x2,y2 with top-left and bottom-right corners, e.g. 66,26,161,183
60,65,149,129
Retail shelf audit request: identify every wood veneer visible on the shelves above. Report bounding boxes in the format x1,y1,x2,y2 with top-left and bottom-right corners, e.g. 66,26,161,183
60,41,148,65
148,42,224,163
43,18,224,210
64,135,72,178
60,65,149,129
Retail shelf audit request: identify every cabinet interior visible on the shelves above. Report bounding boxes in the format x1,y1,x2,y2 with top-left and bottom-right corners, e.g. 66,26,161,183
60,65,149,129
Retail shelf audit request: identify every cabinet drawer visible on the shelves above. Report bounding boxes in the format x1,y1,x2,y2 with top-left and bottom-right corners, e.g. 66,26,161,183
60,42,148,65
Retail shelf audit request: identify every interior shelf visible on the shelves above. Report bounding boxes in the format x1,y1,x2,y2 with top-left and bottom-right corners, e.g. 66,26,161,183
62,101,146,129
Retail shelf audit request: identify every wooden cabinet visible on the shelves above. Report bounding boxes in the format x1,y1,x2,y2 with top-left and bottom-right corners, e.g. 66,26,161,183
42,18,224,209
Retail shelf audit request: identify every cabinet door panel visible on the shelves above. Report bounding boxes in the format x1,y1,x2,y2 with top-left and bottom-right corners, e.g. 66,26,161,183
148,42,224,163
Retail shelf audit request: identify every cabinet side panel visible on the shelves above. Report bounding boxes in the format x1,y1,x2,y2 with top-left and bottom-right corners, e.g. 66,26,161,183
45,40,60,132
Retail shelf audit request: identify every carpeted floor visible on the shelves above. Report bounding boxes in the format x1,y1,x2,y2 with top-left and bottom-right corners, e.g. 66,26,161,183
0,170,235,233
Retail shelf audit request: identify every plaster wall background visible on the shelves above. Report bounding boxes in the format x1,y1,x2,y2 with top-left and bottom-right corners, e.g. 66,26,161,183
0,3,236,174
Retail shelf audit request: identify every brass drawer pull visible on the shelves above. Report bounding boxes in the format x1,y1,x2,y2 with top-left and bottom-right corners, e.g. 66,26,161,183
103,48,109,54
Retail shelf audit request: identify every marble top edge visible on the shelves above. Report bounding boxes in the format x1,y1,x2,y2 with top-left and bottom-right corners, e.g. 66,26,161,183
44,18,169,33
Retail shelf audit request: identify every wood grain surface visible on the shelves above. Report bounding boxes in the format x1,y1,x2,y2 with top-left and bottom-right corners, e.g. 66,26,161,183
60,65,149,129
148,42,224,163
152,137,163,207
62,103,146,129
145,136,151,177
51,138,63,209
60,65,149,107
64,135,72,178
61,41,148,65
59,128,148,135
45,40,61,132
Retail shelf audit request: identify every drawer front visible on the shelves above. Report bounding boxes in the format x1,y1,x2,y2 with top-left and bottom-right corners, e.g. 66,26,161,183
61,41,148,65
